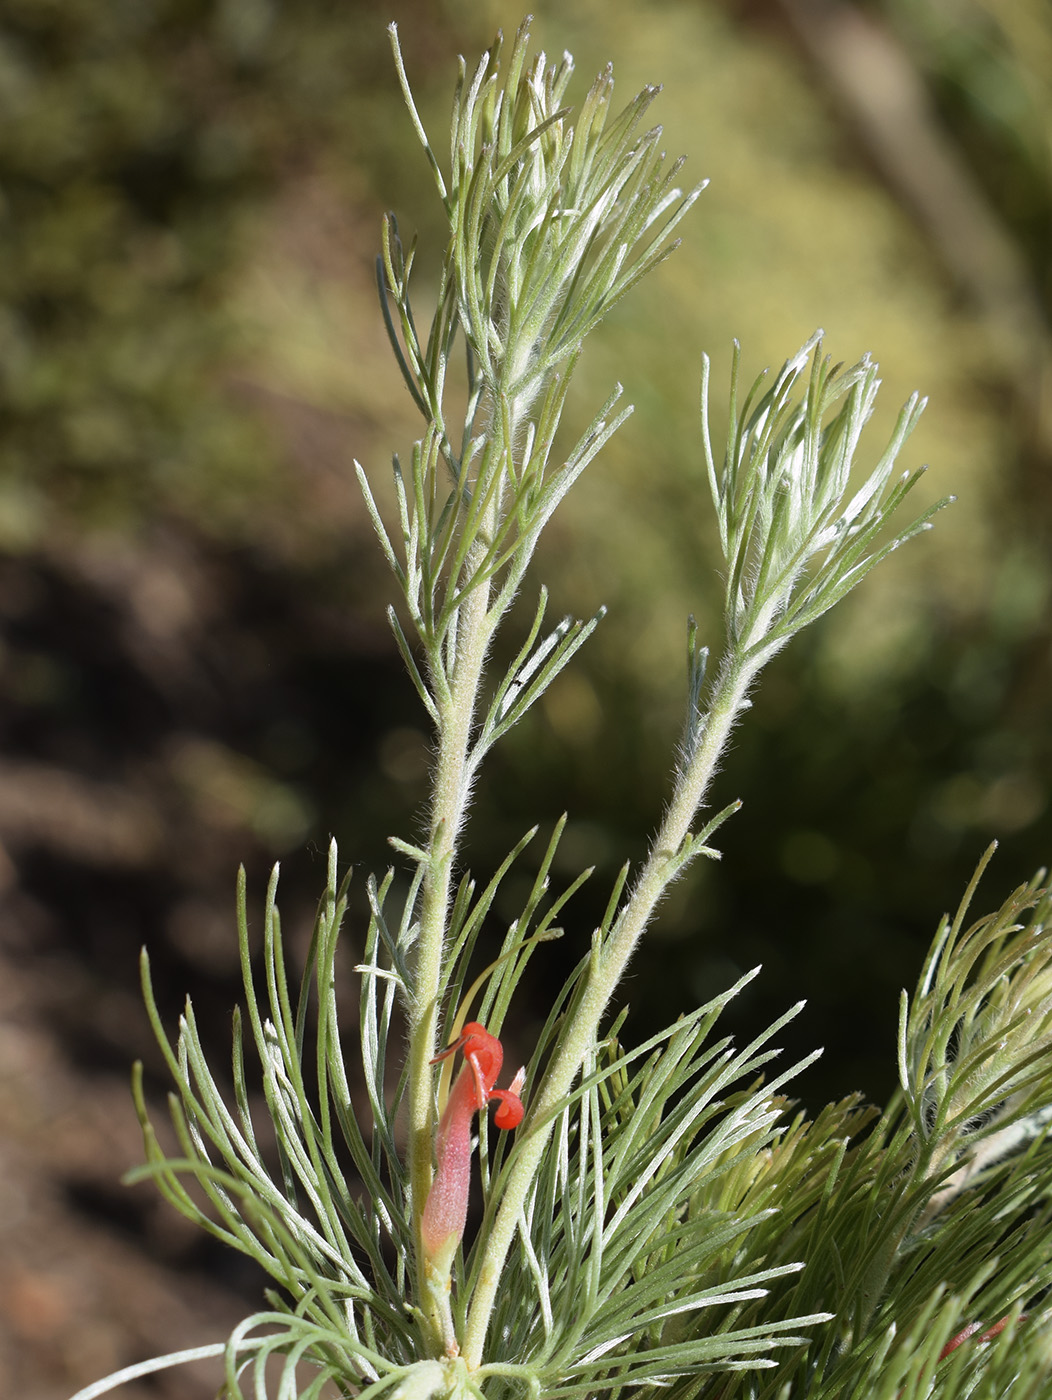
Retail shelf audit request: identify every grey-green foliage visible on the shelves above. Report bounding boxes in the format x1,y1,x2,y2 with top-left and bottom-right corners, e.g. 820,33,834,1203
675,855,1052,1399
73,15,1052,1400
704,337,939,660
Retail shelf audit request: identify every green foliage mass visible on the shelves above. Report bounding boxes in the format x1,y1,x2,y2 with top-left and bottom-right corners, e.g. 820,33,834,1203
0,0,257,541
0,0,446,545
72,15,1052,1400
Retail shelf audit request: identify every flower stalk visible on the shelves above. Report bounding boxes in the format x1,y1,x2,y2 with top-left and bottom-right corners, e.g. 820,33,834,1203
408,548,497,1343
375,17,704,1357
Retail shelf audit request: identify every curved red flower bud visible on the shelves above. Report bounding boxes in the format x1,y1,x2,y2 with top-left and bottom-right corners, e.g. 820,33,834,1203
420,1022,525,1274
938,1313,1027,1363
491,1066,527,1128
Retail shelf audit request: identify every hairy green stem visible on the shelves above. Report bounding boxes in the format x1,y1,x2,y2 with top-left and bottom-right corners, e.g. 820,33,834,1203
463,647,763,1366
409,548,496,1352
409,385,535,1350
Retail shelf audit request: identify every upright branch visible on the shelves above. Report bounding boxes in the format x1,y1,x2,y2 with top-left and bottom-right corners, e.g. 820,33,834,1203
356,18,703,1353
463,333,952,1363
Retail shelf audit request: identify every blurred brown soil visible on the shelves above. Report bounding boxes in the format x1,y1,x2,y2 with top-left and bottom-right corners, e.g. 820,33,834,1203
0,126,423,1393
0,936,249,1399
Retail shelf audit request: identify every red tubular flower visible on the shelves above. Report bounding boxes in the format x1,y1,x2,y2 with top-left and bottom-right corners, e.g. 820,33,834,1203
938,1313,1027,1363
420,1021,525,1275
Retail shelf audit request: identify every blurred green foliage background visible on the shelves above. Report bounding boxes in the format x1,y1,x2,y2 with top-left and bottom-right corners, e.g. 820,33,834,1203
0,1,1049,1391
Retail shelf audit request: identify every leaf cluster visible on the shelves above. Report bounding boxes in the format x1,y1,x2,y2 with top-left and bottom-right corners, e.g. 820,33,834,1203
702,334,951,662
670,856,1052,1399
124,831,838,1398
118,840,1052,1400
480,982,830,1397
129,845,414,1395
359,18,701,686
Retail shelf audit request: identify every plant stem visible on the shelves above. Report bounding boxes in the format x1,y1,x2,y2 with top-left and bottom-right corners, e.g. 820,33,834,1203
463,647,763,1366
409,544,495,1352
